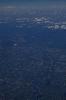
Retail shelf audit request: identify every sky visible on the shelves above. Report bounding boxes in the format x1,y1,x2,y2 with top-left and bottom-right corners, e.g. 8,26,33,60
0,0,66,8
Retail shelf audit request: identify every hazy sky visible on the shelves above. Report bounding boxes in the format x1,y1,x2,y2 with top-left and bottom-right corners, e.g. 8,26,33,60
0,0,66,7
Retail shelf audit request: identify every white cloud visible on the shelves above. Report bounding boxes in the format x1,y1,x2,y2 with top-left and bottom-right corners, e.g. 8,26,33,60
61,25,66,29
54,25,60,29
